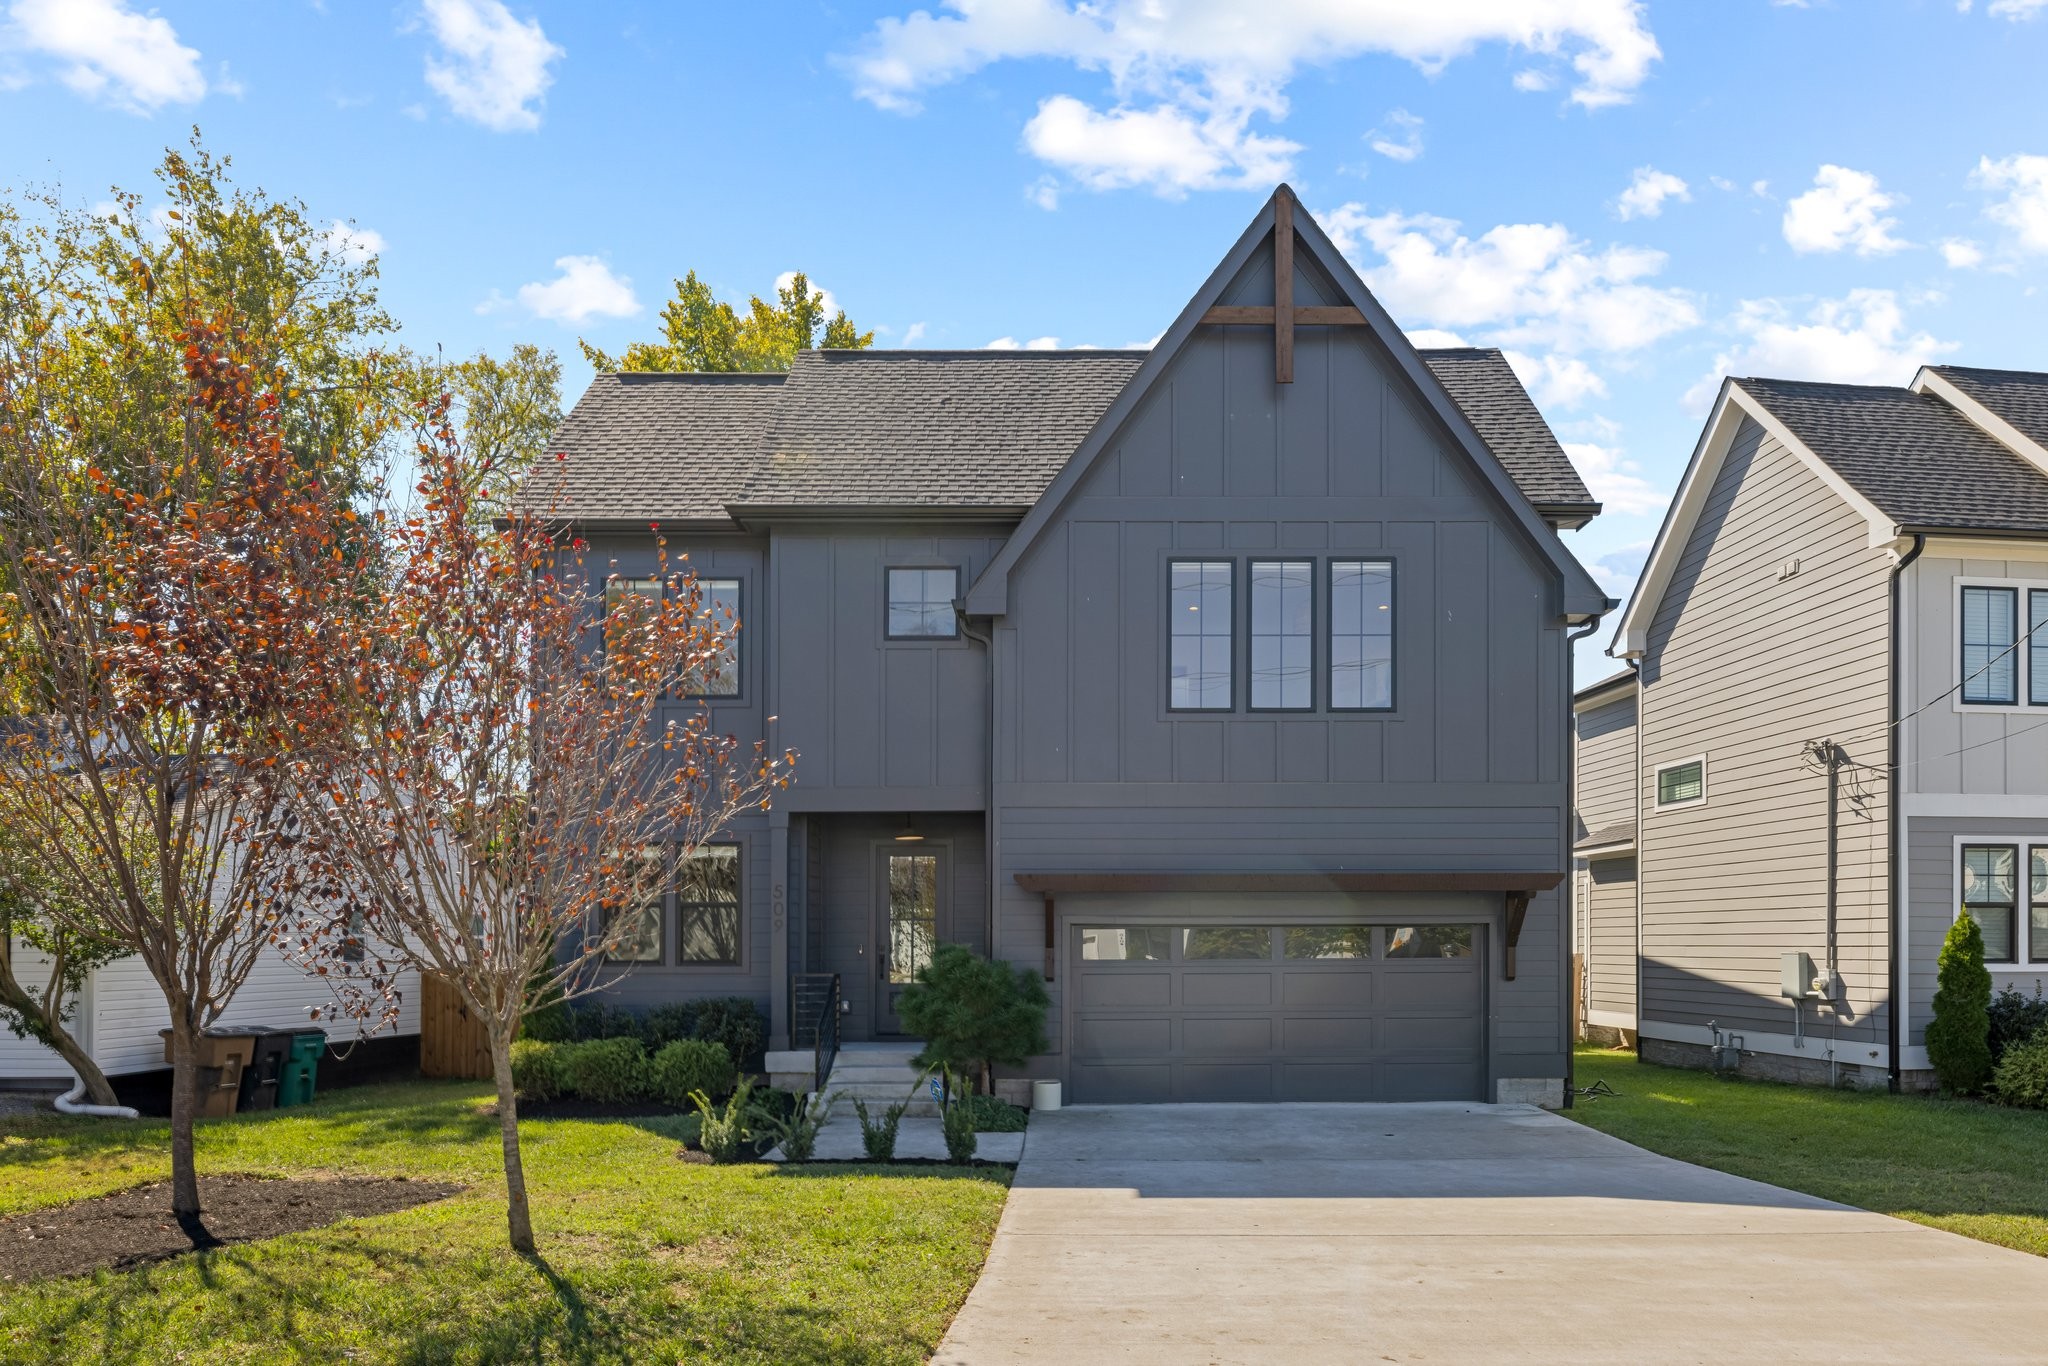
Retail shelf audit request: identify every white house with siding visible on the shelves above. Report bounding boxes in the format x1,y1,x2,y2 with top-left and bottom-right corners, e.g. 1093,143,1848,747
1593,365,2048,1090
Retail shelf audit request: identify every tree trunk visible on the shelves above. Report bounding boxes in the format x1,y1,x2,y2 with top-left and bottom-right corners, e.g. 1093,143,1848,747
0,966,120,1106
490,1030,536,1253
167,1016,203,1216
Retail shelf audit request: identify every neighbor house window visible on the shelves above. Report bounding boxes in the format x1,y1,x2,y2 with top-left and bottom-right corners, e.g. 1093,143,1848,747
676,845,742,965
682,578,742,698
1169,560,1234,710
2032,591,2048,707
1655,757,1706,809
1961,844,2018,964
1329,560,1394,710
1961,586,2019,705
886,568,960,639
1249,560,1313,709
2033,848,2048,965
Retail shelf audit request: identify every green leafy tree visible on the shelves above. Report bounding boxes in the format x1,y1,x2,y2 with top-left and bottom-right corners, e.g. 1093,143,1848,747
396,344,563,519
897,944,1049,1095
579,270,873,373
1927,912,1994,1093
0,826,132,1104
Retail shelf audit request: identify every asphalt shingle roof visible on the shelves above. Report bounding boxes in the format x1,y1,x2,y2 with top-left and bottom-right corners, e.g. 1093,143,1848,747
519,344,1593,524
1932,365,2048,454
1418,348,1596,510
510,372,785,524
734,350,1149,509
1576,820,1636,852
1736,376,2048,534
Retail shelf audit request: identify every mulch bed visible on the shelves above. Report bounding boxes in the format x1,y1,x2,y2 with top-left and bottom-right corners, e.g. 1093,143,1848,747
1,1174,463,1283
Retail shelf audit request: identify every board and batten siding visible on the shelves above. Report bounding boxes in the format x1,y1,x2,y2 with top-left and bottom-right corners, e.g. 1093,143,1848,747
987,241,1577,1094
1903,551,2048,794
1905,816,2048,1046
1637,416,1893,1048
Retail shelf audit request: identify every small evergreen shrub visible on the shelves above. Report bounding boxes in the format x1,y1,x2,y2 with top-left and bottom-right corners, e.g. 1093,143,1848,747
692,997,766,1069
649,1039,736,1107
560,1037,649,1103
852,1097,907,1161
509,1039,564,1102
690,1081,759,1164
954,1093,1028,1133
761,1092,831,1161
1927,913,1994,1094
942,1093,978,1165
644,1002,700,1050
897,945,1049,1094
1993,1035,2048,1109
1989,985,2048,1065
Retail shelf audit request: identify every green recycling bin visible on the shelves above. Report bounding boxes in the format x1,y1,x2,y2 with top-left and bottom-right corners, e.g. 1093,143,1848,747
276,1029,328,1108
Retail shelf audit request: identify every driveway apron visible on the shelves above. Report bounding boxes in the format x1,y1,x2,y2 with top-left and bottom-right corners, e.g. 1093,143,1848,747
935,1102,2048,1365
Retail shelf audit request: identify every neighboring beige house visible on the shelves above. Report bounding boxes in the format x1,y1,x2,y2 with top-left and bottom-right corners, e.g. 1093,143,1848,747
1589,365,2048,1091
1571,668,1637,1044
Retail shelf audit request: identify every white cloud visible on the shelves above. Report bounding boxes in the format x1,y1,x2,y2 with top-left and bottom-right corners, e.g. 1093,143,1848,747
1512,68,1554,92
1751,179,1772,198
987,335,1062,350
1973,153,2048,253
1989,0,2048,17
902,322,928,346
1782,165,1909,255
1614,166,1689,220
1505,350,1609,409
1587,538,1654,597
5,0,206,111
323,221,385,265
1026,175,1061,210
774,270,844,322
510,256,640,325
1563,443,1666,517
1322,203,1699,356
418,0,563,132
845,2,1660,195
1940,237,1986,269
1022,94,1297,196
1405,327,1470,349
1367,109,1423,163
1683,288,1956,410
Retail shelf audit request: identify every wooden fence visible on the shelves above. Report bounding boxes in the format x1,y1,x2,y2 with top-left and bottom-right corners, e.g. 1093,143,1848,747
419,974,493,1080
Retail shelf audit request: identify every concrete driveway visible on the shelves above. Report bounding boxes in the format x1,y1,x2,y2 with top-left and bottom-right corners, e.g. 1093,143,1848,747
935,1103,2048,1365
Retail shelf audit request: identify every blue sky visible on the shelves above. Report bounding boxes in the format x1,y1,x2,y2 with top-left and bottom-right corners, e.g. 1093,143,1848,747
5,0,2048,670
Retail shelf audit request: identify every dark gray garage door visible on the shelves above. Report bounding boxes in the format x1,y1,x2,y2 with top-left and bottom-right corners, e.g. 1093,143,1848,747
1070,923,1484,1103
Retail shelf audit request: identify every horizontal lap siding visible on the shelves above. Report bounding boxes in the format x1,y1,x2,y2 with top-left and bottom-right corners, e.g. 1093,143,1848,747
1587,857,1637,1019
1575,695,1636,837
1638,418,1892,1047
990,276,1574,1091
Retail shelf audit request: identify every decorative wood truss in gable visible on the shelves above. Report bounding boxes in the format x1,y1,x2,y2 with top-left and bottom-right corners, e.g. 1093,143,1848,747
1199,186,1369,385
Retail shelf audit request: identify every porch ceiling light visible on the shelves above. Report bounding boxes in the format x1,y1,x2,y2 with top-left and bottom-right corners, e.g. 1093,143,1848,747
894,816,924,843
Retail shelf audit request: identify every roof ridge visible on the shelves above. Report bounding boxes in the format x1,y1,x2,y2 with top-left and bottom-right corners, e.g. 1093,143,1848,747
1932,363,2048,381
602,370,788,384
800,348,1152,359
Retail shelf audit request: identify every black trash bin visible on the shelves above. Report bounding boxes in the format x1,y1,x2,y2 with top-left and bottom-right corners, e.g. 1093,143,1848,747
236,1029,296,1113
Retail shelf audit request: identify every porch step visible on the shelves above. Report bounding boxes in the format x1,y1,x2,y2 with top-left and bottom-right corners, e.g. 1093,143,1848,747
814,1043,939,1117
825,1064,934,1085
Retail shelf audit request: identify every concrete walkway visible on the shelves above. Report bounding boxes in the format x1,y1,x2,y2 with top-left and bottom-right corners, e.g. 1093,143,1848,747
935,1103,2048,1365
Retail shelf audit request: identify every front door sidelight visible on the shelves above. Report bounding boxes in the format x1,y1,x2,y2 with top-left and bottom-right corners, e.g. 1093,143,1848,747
877,849,942,1034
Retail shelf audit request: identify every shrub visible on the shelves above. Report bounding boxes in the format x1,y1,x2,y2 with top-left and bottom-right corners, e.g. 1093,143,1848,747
942,1091,978,1165
691,1081,759,1163
1927,913,1994,1094
897,944,1049,1093
954,1092,1028,1133
649,1039,736,1107
520,1000,573,1044
761,1093,831,1162
692,997,766,1069
644,1002,699,1050
852,1097,907,1161
1993,1035,2048,1109
560,1037,649,1103
1989,985,2048,1065
509,1039,564,1102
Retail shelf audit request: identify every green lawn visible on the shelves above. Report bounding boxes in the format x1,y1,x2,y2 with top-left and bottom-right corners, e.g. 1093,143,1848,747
0,1080,1009,1364
1569,1044,2048,1257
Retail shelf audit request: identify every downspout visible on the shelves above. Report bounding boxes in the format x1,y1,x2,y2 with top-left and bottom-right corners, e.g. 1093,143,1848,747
1562,615,1603,1110
1887,533,1925,1094
954,602,998,959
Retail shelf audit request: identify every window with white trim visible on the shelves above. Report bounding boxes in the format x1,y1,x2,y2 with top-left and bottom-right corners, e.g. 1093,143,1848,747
1961,843,2019,964
1654,757,1705,809
1960,585,2019,705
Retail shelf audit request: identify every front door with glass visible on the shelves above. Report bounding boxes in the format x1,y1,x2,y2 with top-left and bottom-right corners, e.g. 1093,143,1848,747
876,848,944,1034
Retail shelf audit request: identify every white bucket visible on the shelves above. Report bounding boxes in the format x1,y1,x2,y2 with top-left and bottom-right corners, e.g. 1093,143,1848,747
1031,1079,1062,1112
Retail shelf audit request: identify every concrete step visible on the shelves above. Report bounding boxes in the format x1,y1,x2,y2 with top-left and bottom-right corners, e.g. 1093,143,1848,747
824,1078,932,1099
814,1091,941,1118
825,1065,931,1084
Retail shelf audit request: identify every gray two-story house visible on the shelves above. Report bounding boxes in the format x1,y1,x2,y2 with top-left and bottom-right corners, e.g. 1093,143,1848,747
1590,365,2048,1090
523,188,1609,1106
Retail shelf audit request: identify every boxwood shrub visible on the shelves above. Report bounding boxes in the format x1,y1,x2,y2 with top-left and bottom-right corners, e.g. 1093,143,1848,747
509,1038,564,1102
650,1039,736,1107
1993,1035,2048,1109
559,1037,649,1104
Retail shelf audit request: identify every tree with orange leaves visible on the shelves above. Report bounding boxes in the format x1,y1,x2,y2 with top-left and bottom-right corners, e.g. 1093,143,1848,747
285,399,795,1252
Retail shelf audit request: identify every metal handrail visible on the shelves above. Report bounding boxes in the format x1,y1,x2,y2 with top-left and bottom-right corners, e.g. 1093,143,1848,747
790,972,840,1095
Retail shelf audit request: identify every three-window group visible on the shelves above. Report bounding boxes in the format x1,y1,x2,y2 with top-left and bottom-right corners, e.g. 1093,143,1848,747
1169,558,1394,712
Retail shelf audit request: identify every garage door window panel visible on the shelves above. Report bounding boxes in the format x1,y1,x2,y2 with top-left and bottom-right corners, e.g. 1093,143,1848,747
1384,925,1475,959
1284,925,1373,959
1079,926,1173,962
1181,926,1272,960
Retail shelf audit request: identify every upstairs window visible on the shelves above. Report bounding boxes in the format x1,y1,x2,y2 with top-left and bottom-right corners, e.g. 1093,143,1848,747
1169,561,1234,710
1961,585,2018,705
682,578,742,698
1249,560,1313,710
2031,591,2048,707
886,568,960,639
1329,560,1394,710
1655,757,1706,809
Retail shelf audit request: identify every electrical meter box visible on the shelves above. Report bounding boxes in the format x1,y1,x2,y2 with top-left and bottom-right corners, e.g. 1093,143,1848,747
1781,952,1817,999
